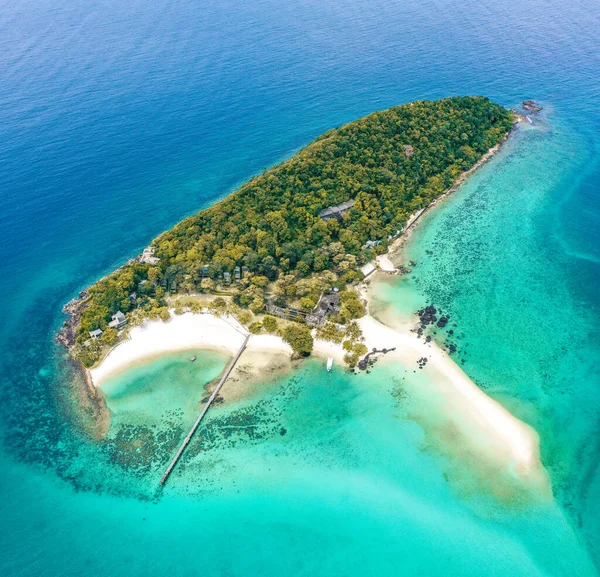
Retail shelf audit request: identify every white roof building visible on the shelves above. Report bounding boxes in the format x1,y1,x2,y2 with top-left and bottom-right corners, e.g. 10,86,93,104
108,310,127,329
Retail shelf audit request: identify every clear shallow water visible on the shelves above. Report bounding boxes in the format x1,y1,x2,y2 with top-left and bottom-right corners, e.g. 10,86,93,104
5,360,593,576
1,0,600,575
374,111,600,563
102,351,228,428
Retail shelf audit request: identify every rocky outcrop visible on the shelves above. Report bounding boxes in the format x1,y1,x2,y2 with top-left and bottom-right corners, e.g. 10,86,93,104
57,291,89,348
522,100,543,114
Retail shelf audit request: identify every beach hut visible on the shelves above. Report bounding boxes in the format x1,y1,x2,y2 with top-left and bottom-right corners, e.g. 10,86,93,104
108,311,127,329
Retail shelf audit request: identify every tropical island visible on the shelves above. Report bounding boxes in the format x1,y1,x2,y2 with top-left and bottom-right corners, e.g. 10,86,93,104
60,96,513,366
58,96,553,498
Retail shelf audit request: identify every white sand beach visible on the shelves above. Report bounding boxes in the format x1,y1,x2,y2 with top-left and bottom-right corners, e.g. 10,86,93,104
376,254,396,272
89,311,344,387
356,314,550,496
90,313,282,385
89,306,549,496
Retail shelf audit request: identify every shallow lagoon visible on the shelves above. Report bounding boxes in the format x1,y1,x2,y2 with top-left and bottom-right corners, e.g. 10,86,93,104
47,353,593,576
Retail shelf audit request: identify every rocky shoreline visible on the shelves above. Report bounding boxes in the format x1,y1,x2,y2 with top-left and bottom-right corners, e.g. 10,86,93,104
57,256,140,349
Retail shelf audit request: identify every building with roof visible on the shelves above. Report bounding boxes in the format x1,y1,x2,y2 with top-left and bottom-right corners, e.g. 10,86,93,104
89,329,103,339
362,239,381,250
108,311,127,329
140,246,160,265
306,290,341,327
319,199,355,220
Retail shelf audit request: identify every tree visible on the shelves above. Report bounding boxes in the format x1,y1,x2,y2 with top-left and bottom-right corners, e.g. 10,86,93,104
343,341,369,367
249,298,265,314
251,275,270,288
237,310,253,325
248,322,263,334
339,290,366,319
201,278,215,293
148,267,161,285
72,97,513,355
208,297,227,315
353,342,368,356
345,321,363,342
100,328,119,346
282,324,314,356
316,322,344,343
342,298,366,319
344,352,359,368
78,347,100,368
262,316,278,333
299,296,316,311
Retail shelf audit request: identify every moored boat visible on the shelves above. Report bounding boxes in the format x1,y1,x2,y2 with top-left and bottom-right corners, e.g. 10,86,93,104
326,357,333,372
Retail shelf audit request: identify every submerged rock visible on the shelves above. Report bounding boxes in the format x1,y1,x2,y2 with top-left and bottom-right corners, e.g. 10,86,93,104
523,99,543,113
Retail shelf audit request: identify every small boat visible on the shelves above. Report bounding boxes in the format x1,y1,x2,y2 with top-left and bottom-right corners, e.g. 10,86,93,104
190,355,197,362
326,357,333,372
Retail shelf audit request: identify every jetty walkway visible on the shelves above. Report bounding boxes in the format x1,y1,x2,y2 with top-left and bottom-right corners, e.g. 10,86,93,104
159,332,250,486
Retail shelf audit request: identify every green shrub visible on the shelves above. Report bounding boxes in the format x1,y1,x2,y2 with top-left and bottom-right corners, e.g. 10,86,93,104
262,316,278,333
282,324,314,356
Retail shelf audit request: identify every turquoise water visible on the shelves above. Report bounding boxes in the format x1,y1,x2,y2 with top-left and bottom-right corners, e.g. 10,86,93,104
7,360,593,575
1,0,600,574
102,351,228,428
374,113,600,563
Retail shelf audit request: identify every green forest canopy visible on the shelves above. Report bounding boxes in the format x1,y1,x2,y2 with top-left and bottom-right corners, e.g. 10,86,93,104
73,96,513,345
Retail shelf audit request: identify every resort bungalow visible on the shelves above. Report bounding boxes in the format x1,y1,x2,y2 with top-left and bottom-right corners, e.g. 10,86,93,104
108,311,127,329
319,199,355,221
89,329,103,339
140,246,160,265
318,290,340,314
362,239,381,250
306,290,341,327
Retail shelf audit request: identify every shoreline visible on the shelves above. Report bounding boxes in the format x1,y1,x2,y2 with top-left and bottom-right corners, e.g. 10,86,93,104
90,306,550,498
88,311,345,388
381,126,516,269
358,315,551,500
83,127,514,390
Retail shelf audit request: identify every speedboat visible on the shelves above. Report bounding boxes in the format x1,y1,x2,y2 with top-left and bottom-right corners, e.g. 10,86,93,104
326,357,333,372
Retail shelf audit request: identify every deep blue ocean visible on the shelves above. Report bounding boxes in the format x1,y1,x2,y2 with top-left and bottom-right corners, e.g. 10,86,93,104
1,0,599,575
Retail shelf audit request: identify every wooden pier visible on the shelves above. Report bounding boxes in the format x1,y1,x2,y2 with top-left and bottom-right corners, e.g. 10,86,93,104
158,333,250,486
